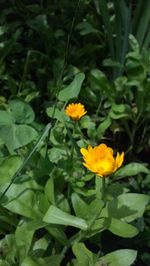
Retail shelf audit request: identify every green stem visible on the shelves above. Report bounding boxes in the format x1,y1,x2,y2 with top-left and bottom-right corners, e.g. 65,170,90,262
102,177,106,201
70,121,77,160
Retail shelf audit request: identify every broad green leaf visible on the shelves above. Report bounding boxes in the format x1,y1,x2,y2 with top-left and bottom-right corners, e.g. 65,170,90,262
72,242,94,266
0,110,14,125
3,190,42,219
103,217,138,238
58,72,85,101
46,107,64,123
15,220,34,259
0,124,38,152
0,156,22,185
90,218,105,233
9,99,35,124
43,205,88,230
97,249,137,266
111,193,150,222
88,198,104,219
2,181,42,219
114,163,149,178
71,193,89,219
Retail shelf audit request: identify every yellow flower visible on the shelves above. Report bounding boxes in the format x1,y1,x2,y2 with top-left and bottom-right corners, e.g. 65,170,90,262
65,103,87,120
80,144,124,177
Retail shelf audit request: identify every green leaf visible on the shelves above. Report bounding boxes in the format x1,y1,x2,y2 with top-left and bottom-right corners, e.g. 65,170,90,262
46,107,64,123
0,124,38,152
71,193,89,219
21,256,46,266
43,205,88,230
90,69,109,92
109,193,150,222
112,103,126,113
103,217,139,238
115,163,149,178
97,116,111,138
58,72,85,101
33,237,49,258
0,234,17,264
0,110,14,125
48,147,66,163
46,225,68,245
45,255,61,266
89,218,105,234
0,156,22,185
2,181,42,219
72,242,94,266
22,255,61,266
9,99,35,124
97,249,137,266
76,21,99,36
45,178,55,205
88,198,104,219
15,220,34,259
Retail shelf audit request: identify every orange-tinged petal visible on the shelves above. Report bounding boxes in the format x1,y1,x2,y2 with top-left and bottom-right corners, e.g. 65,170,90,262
65,103,87,120
80,143,124,177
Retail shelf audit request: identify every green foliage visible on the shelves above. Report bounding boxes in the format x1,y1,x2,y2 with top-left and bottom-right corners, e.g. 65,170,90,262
0,100,38,152
0,1,150,265
43,205,88,230
58,72,85,101
97,249,137,266
0,156,22,185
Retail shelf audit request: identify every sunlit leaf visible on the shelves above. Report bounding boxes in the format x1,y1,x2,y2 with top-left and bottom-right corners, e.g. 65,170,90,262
43,205,88,230
97,249,137,266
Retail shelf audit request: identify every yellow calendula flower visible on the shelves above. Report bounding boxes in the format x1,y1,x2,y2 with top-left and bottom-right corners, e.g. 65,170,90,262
80,144,124,177
65,103,87,121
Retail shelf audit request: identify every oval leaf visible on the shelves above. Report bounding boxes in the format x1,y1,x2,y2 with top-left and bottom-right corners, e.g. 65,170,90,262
43,205,88,230
97,249,137,266
115,163,149,179
103,217,139,238
58,72,85,101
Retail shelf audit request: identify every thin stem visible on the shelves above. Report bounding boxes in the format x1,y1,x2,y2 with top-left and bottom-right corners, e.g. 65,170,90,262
102,177,106,201
70,121,77,160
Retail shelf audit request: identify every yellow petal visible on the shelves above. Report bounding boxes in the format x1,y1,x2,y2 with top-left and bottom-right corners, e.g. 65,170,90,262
80,148,88,157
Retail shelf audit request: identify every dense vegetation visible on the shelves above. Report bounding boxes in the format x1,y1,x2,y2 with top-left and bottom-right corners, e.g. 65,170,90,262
0,1,150,265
